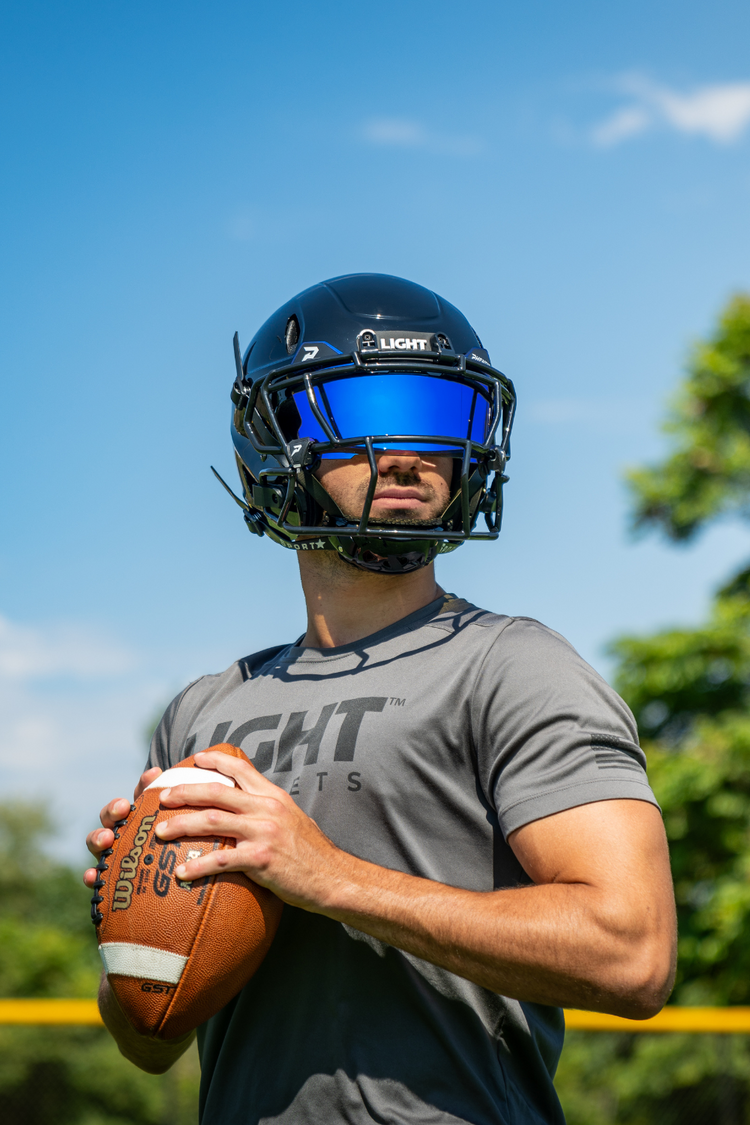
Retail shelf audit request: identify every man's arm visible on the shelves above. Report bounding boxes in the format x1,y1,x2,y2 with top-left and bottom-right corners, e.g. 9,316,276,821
312,798,675,1017
154,751,677,1019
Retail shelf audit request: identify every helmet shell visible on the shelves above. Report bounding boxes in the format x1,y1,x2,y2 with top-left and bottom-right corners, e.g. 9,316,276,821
224,273,515,574
244,274,485,385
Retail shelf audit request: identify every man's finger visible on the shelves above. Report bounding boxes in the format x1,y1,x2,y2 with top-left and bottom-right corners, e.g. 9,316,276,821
134,766,162,800
157,781,275,814
192,749,278,796
85,826,114,858
172,845,260,884
98,797,133,829
154,803,272,843
85,793,137,861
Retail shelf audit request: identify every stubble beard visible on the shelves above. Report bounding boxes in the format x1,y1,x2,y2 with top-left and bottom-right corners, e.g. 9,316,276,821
345,470,446,528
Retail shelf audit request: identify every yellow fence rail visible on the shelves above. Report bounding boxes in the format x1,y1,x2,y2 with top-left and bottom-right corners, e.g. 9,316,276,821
565,1007,750,1033
3,1000,750,1032
0,1000,103,1025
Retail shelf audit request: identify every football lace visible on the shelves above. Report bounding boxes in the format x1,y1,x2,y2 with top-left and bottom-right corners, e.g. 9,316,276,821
90,803,137,927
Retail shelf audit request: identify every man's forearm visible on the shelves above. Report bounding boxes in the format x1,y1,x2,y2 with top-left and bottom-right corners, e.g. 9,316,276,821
316,858,671,1017
157,762,677,1019
98,975,196,1073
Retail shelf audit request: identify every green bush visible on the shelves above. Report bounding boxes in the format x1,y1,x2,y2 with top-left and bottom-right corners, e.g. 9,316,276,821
556,294,750,1124
0,803,199,1125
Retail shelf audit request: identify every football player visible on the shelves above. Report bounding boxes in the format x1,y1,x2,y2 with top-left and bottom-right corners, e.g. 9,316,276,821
85,274,676,1124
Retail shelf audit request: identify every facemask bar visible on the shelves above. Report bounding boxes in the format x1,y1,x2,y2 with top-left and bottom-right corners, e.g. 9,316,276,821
231,343,516,544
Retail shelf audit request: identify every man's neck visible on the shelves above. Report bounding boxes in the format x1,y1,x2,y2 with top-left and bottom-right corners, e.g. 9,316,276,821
297,551,445,649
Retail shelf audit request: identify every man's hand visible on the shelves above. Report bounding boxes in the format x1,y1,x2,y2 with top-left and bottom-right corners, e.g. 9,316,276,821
83,766,163,890
154,752,676,1019
153,750,345,910
83,765,198,1072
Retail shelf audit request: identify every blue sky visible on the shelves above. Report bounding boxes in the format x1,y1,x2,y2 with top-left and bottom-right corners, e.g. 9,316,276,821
3,0,750,856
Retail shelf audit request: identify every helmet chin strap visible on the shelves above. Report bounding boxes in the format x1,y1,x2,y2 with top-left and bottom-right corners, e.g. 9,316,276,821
331,538,443,575
298,470,445,575
211,465,250,511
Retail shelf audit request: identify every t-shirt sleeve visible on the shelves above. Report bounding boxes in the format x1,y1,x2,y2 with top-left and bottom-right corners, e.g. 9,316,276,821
145,645,289,771
470,617,658,838
146,679,203,771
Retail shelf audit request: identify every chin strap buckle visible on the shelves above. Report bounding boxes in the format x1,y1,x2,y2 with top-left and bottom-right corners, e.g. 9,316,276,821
230,332,253,409
243,509,265,537
486,447,507,472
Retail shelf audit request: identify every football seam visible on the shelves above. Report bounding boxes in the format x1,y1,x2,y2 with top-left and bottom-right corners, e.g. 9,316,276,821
155,838,226,1038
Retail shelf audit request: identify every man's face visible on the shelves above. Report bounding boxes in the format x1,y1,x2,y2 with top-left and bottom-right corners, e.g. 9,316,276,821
315,450,454,527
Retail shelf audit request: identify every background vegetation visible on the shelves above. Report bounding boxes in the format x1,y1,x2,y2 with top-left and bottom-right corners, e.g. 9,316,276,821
0,804,199,1125
556,294,750,1124
4,296,750,1122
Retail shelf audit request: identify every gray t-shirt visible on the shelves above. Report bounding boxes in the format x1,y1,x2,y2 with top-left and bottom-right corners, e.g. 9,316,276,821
148,595,656,1125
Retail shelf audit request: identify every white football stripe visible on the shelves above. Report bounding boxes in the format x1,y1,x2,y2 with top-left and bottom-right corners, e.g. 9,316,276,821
145,766,236,790
99,942,188,984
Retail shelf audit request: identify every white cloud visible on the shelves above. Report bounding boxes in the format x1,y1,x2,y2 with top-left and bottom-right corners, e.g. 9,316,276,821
363,117,428,147
592,76,750,147
361,117,483,156
0,613,172,861
591,106,651,146
0,613,249,860
0,674,166,861
0,614,134,680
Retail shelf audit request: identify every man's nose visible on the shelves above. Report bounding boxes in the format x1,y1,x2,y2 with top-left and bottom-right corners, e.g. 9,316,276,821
376,450,423,474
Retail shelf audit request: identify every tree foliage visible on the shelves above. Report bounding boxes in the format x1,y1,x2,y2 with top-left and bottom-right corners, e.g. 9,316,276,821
628,294,750,541
0,803,199,1125
0,804,100,1000
557,293,750,1124
612,570,750,1007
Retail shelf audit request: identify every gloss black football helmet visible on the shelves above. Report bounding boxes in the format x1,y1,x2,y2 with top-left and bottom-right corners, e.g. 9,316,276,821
218,273,516,574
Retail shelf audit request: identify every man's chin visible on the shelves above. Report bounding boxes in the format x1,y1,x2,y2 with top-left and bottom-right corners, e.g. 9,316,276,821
334,500,445,529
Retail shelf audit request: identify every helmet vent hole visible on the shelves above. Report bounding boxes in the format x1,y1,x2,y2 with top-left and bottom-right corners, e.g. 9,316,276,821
285,316,300,355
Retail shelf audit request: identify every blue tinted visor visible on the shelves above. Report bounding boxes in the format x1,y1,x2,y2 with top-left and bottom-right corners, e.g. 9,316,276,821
290,373,492,458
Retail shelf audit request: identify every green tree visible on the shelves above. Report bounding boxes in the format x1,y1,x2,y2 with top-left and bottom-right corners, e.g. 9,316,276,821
556,294,750,1124
0,803,200,1125
628,294,750,541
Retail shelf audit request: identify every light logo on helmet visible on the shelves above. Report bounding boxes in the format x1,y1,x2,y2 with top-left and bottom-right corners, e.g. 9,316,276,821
378,335,430,352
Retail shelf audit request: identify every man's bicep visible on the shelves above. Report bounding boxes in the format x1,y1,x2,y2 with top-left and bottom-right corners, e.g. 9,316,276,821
507,799,677,1015
508,798,673,897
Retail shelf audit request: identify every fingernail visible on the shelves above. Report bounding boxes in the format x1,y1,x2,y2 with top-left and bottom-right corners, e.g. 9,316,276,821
160,788,171,799
175,865,187,878
155,824,167,838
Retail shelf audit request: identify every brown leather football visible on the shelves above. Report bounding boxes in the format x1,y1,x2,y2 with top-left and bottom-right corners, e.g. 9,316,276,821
91,744,282,1039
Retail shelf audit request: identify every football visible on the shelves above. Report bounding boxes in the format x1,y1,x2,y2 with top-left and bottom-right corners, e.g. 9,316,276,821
91,744,282,1039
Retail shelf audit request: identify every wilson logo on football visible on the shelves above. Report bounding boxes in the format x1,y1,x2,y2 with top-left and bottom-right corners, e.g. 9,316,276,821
112,814,157,911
